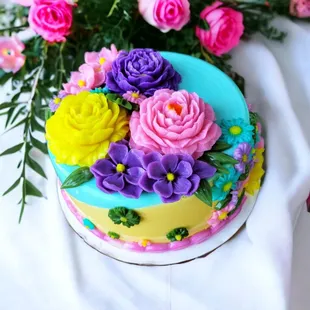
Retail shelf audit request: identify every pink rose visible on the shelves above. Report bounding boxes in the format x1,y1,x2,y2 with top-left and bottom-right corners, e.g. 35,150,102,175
84,44,120,86
28,0,73,43
195,1,244,56
290,0,310,18
0,36,26,73
129,89,222,159
63,64,96,95
138,0,190,33
12,0,33,6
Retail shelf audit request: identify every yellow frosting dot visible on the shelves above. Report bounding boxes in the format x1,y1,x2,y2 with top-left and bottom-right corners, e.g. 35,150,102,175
120,216,127,223
223,181,233,192
141,239,149,247
78,80,86,87
229,125,242,135
99,57,106,65
175,235,182,241
242,154,248,162
167,173,175,182
54,97,61,105
131,92,140,99
116,163,126,173
219,212,228,221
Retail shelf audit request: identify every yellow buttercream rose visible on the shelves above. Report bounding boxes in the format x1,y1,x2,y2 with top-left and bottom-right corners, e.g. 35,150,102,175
46,91,129,166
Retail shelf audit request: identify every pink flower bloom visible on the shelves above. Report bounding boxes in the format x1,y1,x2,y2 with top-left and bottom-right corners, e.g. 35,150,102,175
12,0,33,6
122,91,146,105
290,0,310,18
139,0,190,33
129,89,222,158
207,204,234,227
0,36,26,74
63,64,96,95
195,1,244,56
28,0,73,43
84,44,119,86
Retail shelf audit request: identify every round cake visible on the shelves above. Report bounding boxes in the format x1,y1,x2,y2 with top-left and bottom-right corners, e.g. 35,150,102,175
46,47,265,265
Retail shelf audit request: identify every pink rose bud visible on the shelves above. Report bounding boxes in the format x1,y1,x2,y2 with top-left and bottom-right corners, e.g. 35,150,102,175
0,36,26,74
28,0,73,43
12,0,34,6
138,0,190,33
195,1,244,56
290,0,310,18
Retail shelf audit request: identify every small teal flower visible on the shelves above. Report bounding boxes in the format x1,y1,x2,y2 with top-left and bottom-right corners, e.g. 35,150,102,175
90,86,110,94
83,218,95,230
220,118,254,145
212,168,239,201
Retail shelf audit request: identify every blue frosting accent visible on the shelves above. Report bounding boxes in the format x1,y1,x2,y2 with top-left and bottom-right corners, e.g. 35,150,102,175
49,52,249,209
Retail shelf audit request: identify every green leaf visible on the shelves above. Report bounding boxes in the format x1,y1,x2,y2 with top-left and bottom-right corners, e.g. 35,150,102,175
61,167,94,189
108,231,120,239
30,135,48,154
2,179,20,196
0,102,17,111
44,109,53,121
108,207,141,228
26,155,47,179
166,227,189,242
215,195,231,210
0,71,13,86
25,179,44,198
195,179,213,206
5,107,15,128
10,105,26,125
228,189,246,216
211,141,232,152
197,18,210,31
31,116,45,133
106,93,133,111
4,117,27,133
205,152,238,165
0,143,24,156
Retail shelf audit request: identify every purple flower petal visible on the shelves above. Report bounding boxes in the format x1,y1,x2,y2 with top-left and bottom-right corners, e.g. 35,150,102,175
95,177,116,194
108,143,128,164
90,159,115,177
162,193,182,203
175,161,193,178
187,174,200,196
173,177,192,195
102,173,125,191
154,179,173,198
139,172,156,192
125,167,145,185
147,161,167,180
142,152,162,169
161,154,178,173
193,160,216,179
235,162,245,173
177,154,195,167
124,149,144,168
120,183,143,199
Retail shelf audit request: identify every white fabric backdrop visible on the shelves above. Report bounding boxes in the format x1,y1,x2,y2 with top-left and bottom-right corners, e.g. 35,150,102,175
1,18,310,310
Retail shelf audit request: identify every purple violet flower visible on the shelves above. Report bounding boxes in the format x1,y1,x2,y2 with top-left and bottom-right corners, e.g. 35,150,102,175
90,142,145,199
139,153,216,203
49,91,67,112
233,142,252,173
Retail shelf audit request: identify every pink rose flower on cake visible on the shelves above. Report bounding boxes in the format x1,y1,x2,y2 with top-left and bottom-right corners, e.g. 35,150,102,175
195,1,244,56
290,0,310,17
139,0,190,33
129,89,222,159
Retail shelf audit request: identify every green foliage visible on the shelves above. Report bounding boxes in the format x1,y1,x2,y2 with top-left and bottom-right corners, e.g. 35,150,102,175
195,179,213,206
108,207,141,228
61,167,94,189
108,231,120,239
166,227,189,242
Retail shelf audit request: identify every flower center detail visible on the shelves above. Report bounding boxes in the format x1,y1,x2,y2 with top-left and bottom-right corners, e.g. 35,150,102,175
54,97,61,105
242,154,248,162
141,240,149,247
175,234,182,241
168,102,182,115
78,80,86,87
116,163,126,173
3,48,12,56
166,173,175,182
219,212,228,221
120,216,127,223
229,125,242,135
131,92,140,99
223,181,233,192
99,57,106,65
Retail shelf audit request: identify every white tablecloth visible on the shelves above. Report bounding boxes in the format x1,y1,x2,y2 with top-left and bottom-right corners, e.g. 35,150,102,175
1,18,310,310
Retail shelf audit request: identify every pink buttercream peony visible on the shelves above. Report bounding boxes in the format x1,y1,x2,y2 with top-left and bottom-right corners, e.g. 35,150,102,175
12,0,33,6
138,0,190,33
63,64,96,95
28,0,73,43
207,204,234,227
290,0,310,17
195,1,244,56
84,44,119,86
129,89,222,158
0,36,26,73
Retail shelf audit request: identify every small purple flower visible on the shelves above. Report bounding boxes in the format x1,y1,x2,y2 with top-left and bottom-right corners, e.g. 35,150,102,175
90,142,145,199
233,142,252,173
49,91,67,112
122,91,146,105
139,152,216,203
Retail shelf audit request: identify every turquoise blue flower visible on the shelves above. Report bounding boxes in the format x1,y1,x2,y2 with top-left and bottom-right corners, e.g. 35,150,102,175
90,86,110,94
83,218,95,230
220,118,254,145
212,168,239,201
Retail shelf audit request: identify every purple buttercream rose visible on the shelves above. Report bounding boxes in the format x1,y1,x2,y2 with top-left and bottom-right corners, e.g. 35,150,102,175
90,142,145,199
139,152,216,203
106,48,181,96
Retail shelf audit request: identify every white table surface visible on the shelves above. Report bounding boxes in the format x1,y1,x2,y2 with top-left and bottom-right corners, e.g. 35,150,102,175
0,17,310,310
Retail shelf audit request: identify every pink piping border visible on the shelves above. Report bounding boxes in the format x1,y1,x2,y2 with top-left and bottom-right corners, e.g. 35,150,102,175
61,189,246,253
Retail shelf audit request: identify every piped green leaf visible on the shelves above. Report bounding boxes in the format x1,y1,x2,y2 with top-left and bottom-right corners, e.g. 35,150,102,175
211,141,232,152
61,167,94,189
195,179,213,206
205,152,238,165
215,195,231,210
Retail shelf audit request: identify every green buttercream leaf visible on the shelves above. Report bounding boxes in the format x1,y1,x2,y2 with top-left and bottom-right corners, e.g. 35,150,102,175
61,167,94,189
206,152,238,165
211,141,232,152
215,195,232,210
195,179,212,206
228,189,246,216
239,164,250,181
166,227,189,242
108,231,120,239
108,207,140,228
106,93,133,111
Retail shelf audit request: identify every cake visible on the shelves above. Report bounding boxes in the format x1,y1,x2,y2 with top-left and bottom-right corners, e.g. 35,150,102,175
46,47,265,261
